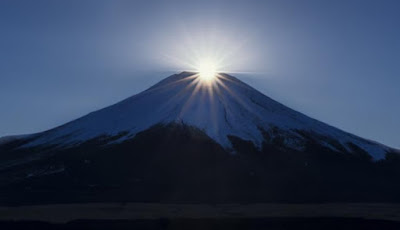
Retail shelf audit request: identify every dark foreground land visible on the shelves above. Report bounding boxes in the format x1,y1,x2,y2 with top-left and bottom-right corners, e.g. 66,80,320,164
2,218,400,230
1,203,400,229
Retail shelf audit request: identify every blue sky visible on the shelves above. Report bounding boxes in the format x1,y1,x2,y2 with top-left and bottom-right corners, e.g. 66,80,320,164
0,0,399,148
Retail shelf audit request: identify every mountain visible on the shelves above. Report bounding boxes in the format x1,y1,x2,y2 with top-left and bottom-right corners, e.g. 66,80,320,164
0,72,399,204
5,72,392,158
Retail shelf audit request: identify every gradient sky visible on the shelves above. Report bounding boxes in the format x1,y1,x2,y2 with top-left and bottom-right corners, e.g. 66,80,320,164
0,0,399,148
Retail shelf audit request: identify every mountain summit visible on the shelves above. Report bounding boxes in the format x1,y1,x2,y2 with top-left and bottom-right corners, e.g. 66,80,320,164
0,72,399,204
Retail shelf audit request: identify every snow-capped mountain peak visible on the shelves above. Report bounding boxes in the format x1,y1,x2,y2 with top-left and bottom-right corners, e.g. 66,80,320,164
6,72,393,160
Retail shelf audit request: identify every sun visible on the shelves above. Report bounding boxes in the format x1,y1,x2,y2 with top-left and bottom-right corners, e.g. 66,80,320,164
196,58,219,84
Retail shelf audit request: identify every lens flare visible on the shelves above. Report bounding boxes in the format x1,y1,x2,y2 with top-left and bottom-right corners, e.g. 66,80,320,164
197,58,218,84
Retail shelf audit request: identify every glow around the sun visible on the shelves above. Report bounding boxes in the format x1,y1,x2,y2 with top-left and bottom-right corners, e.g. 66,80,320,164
158,27,243,78
196,58,219,84
153,21,261,80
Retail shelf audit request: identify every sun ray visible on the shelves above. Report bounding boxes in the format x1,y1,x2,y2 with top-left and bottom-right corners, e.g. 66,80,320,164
145,74,197,95
178,75,205,118
215,77,263,120
156,75,200,114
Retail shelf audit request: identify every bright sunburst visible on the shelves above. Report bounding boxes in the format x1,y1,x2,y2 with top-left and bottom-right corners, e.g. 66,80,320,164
196,58,219,84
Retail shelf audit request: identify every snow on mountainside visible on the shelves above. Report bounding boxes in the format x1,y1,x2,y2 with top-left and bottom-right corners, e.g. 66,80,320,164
2,72,393,159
